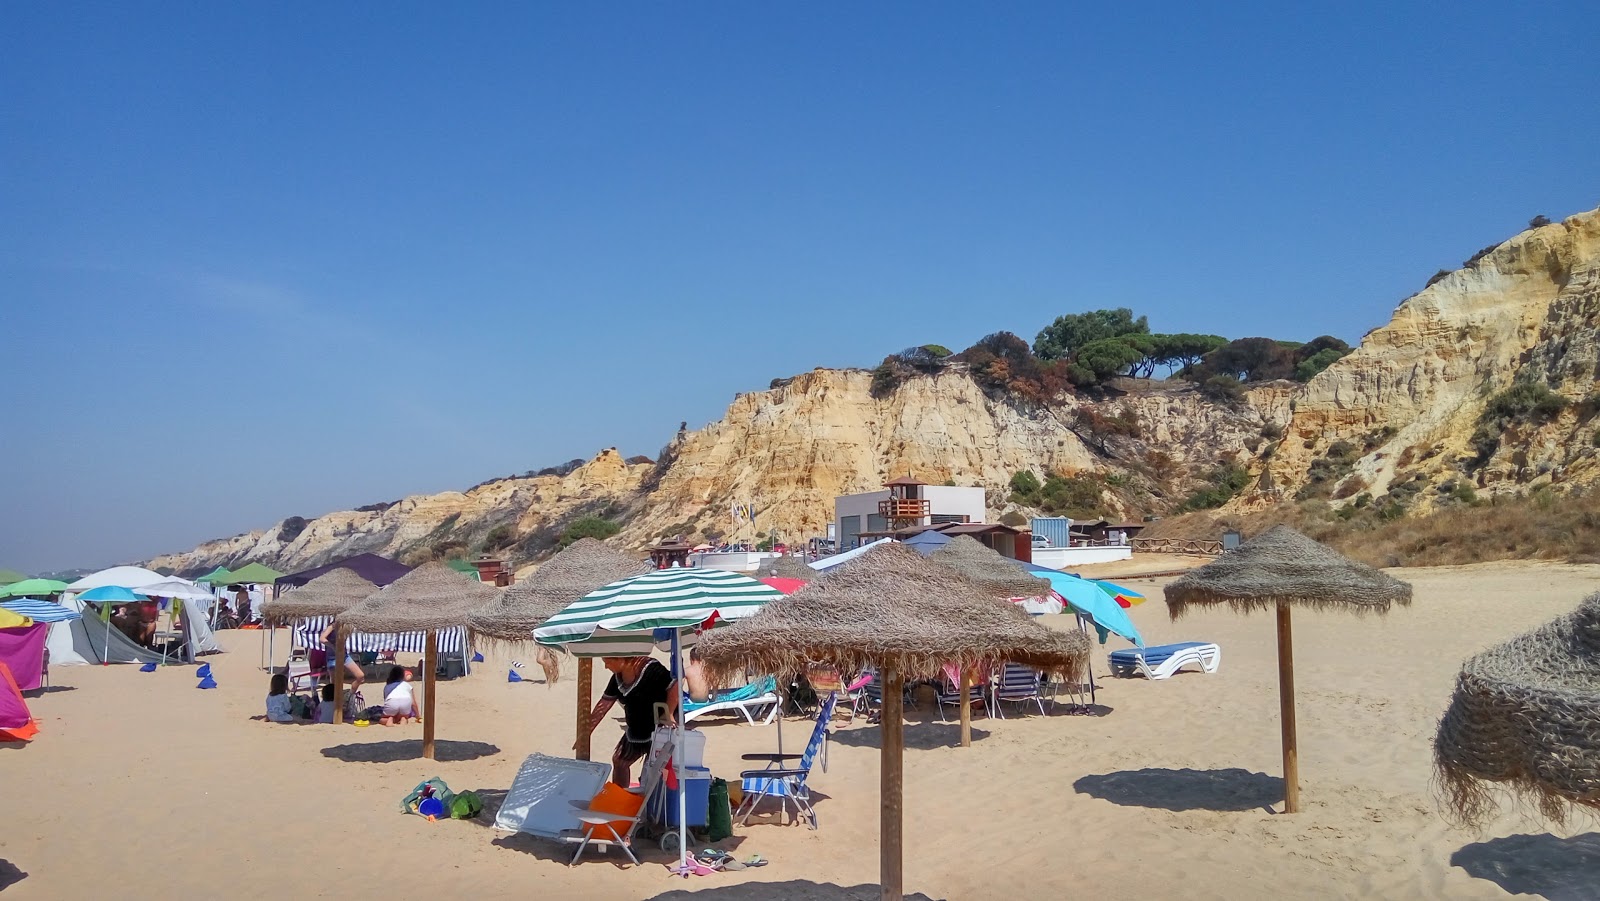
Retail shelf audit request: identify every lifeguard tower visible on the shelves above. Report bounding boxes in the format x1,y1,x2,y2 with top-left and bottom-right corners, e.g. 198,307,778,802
879,474,931,531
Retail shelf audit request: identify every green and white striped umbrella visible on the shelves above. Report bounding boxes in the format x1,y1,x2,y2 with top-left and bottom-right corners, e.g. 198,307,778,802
533,567,787,657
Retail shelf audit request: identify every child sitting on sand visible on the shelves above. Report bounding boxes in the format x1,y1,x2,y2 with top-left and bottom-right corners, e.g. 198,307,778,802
380,666,419,726
314,683,335,723
265,673,303,723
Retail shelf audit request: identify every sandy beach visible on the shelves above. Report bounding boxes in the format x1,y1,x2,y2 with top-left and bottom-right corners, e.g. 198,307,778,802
5,561,1598,900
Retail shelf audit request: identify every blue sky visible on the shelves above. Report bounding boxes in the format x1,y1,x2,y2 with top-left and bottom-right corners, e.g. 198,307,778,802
3,4,1596,572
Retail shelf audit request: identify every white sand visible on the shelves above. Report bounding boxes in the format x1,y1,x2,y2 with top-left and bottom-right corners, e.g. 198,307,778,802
4,562,1599,900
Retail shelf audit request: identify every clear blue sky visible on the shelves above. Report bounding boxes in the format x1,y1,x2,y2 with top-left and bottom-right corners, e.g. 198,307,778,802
3,4,1595,572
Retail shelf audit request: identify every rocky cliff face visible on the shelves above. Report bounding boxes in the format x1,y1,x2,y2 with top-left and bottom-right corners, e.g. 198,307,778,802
148,205,1600,575
1254,207,1600,511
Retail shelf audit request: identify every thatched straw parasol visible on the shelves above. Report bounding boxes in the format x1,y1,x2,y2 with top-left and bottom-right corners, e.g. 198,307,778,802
926,535,1054,745
758,555,817,582
336,561,502,759
466,538,651,761
1434,591,1600,827
260,568,376,626
1164,524,1411,812
697,541,1088,901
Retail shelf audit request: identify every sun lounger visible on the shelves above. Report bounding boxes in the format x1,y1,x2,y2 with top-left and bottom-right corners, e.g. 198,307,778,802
682,675,779,725
493,753,612,837
1108,641,1221,680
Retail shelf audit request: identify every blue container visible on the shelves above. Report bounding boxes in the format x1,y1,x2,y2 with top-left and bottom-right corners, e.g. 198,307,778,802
1031,517,1072,549
661,766,711,827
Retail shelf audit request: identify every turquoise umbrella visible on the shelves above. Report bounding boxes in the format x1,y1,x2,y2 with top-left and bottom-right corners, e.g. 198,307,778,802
1021,564,1143,647
77,586,149,666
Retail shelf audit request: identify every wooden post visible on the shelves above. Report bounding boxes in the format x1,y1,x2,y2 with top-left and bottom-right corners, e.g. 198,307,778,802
422,629,438,760
958,668,973,748
880,666,904,901
575,657,594,761
1276,602,1299,813
332,630,346,725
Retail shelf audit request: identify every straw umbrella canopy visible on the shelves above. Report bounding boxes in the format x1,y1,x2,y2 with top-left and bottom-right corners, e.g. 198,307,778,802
928,535,1053,599
1434,591,1600,827
924,535,1053,745
260,568,377,625
757,555,817,583
337,562,502,759
467,538,651,761
696,541,1088,901
1164,524,1411,812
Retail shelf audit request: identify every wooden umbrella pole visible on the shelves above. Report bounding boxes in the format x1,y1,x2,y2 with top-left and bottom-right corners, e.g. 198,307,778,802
575,657,593,761
958,668,973,748
880,666,905,901
1276,601,1300,813
423,630,438,760
332,630,346,725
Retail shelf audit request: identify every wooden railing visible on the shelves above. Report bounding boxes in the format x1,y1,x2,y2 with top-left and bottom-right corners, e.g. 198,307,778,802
1131,537,1223,555
878,498,930,521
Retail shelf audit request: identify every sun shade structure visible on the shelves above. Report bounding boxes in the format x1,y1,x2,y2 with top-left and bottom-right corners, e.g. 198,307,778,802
928,535,1053,599
260,568,377,624
224,562,284,585
196,566,234,586
1434,591,1600,827
923,535,1053,745
0,579,70,599
1164,525,1411,813
696,542,1089,901
275,554,411,590
468,538,652,762
337,562,502,758
758,555,817,582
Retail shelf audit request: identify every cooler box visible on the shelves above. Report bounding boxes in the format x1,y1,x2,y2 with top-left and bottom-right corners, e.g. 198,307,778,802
660,766,712,828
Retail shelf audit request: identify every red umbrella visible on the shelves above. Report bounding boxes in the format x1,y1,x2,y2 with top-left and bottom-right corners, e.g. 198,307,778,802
758,577,807,595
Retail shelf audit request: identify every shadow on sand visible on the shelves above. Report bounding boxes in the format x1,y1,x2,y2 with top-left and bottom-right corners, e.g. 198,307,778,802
320,739,501,763
22,686,76,698
1451,833,1600,901
1074,767,1283,812
0,858,26,891
647,880,940,900
830,722,991,750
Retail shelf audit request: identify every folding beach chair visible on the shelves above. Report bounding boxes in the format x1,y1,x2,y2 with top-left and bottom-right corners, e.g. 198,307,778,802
738,692,836,830
991,663,1049,718
935,664,989,723
566,729,675,865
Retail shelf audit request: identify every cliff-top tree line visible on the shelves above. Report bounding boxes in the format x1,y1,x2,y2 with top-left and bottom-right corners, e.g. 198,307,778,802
869,307,1352,401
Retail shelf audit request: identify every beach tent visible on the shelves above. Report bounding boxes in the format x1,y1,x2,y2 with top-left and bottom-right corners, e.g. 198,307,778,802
1164,525,1411,813
468,538,650,761
66,566,167,593
0,616,49,691
53,590,222,666
0,568,28,586
0,662,38,742
697,542,1089,901
196,566,234,586
276,554,411,591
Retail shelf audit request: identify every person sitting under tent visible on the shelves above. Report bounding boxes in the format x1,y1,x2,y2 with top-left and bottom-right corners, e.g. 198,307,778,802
319,621,366,695
579,656,679,787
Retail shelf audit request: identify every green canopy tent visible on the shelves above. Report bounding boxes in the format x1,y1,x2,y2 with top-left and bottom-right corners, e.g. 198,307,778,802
445,559,481,581
0,568,28,586
225,563,283,585
196,566,234,585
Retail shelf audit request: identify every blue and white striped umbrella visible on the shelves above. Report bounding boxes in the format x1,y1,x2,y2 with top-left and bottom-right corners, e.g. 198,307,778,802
0,598,81,623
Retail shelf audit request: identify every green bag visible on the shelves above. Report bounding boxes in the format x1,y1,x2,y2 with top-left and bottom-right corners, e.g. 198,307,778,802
707,778,733,842
401,777,455,816
450,790,483,819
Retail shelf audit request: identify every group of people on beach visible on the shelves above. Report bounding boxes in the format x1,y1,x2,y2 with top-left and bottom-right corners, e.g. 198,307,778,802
263,619,422,725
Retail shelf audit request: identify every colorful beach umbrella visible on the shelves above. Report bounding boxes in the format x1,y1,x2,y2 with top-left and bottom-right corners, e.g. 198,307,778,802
1022,564,1144,647
0,578,69,599
1090,578,1147,607
0,598,82,623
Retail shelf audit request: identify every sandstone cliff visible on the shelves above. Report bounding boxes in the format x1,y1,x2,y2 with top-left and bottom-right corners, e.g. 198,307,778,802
148,205,1600,575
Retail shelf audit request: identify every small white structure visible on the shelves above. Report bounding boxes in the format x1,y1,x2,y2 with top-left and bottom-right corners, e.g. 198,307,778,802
1031,545,1133,569
835,475,986,550
688,551,779,573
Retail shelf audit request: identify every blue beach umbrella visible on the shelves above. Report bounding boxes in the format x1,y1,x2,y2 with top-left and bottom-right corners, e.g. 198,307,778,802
1019,564,1144,647
0,598,82,623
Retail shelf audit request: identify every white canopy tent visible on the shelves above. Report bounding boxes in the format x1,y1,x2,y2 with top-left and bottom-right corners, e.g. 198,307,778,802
66,566,169,592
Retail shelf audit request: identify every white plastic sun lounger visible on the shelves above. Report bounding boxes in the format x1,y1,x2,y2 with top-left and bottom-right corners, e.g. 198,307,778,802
1107,642,1221,680
682,675,779,725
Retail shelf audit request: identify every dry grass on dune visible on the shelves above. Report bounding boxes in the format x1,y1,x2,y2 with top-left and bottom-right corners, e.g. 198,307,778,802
1147,489,1600,569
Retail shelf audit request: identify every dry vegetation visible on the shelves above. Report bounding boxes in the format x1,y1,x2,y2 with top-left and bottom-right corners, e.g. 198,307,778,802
1143,488,1600,569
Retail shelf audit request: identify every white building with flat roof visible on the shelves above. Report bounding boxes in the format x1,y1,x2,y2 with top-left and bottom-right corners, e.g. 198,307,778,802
834,475,987,550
